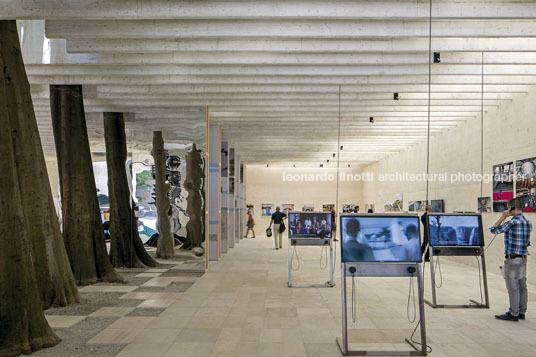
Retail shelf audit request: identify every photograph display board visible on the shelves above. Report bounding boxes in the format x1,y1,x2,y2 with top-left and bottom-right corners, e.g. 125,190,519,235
427,214,484,246
493,162,514,212
515,157,536,213
340,215,422,263
288,212,332,238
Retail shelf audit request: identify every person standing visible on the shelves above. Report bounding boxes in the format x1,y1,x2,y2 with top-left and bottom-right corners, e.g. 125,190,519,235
331,207,338,241
244,209,256,238
269,206,287,250
490,198,532,321
420,205,433,261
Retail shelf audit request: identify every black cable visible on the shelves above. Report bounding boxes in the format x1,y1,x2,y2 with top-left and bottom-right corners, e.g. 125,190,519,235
480,51,484,199
320,245,328,270
434,255,443,288
485,233,499,251
351,271,357,323
291,244,300,271
407,272,416,323
425,0,432,204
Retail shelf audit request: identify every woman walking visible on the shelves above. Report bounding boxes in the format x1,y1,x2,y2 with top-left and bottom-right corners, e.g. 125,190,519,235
245,209,256,238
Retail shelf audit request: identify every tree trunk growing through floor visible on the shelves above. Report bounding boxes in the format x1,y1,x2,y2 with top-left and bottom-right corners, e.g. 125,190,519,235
50,85,122,285
104,112,158,268
0,41,59,354
0,20,78,310
152,131,174,258
182,143,205,250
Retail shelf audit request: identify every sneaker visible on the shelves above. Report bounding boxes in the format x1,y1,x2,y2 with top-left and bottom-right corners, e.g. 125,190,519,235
495,312,518,321
519,313,526,320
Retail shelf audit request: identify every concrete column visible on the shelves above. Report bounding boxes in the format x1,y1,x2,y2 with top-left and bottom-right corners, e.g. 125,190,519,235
220,141,229,253
228,147,235,248
234,153,240,244
239,162,245,240
208,125,220,261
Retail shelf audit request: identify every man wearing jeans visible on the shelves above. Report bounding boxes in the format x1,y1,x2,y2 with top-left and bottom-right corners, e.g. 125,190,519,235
490,198,532,321
269,206,287,250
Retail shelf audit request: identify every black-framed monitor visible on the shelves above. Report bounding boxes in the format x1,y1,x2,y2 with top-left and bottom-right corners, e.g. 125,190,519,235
340,214,422,263
288,212,332,238
427,213,484,247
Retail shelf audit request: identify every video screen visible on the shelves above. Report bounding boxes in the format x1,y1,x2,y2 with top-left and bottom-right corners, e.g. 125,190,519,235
427,214,483,246
288,212,332,238
341,215,422,263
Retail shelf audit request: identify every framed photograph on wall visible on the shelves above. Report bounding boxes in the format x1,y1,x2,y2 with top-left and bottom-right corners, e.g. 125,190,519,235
282,203,295,212
515,157,536,212
322,204,335,212
261,203,274,216
408,201,415,212
431,199,444,213
477,197,491,213
492,161,514,212
302,204,314,212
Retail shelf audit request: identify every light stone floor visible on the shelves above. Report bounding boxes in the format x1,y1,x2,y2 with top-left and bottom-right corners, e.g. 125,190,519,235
105,237,536,357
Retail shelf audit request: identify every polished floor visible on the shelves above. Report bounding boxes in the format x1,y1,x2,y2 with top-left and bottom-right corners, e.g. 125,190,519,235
111,236,535,357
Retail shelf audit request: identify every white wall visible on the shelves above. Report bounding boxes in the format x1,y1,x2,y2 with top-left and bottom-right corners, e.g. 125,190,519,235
362,87,536,284
246,166,364,228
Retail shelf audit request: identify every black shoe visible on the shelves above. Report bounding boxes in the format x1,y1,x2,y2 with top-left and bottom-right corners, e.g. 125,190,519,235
276,248,279,250
495,312,518,321
519,313,525,320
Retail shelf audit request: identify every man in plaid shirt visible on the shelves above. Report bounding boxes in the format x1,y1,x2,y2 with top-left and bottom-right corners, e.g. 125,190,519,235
490,198,532,321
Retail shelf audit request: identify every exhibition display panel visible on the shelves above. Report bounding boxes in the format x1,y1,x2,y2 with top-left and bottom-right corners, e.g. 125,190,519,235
287,212,335,288
425,213,490,309
338,214,427,356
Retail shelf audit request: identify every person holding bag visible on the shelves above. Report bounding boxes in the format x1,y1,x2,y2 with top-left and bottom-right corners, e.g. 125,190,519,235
269,206,287,250
244,209,256,238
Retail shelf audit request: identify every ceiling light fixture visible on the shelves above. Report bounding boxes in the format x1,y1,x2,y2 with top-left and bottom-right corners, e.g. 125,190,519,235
393,92,399,100
433,52,441,63
369,117,374,123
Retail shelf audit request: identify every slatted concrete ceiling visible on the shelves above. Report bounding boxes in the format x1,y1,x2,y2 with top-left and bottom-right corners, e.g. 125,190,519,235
3,0,536,166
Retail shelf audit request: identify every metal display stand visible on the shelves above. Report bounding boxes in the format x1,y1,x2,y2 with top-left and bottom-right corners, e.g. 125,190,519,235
337,262,427,356
425,245,489,308
287,238,335,288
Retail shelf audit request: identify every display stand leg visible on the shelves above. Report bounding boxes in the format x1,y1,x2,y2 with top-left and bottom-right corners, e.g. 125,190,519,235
287,238,292,287
338,263,427,356
425,247,489,309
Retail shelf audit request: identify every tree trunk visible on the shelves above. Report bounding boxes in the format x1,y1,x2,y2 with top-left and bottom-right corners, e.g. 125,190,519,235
152,131,174,258
182,143,205,250
50,85,122,285
104,112,157,268
0,20,78,310
0,35,59,354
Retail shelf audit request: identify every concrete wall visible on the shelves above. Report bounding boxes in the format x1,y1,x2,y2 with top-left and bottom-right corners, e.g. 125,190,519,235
245,166,365,229
362,87,536,284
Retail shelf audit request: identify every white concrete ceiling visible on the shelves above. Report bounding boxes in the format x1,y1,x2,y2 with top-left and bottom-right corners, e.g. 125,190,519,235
3,0,536,166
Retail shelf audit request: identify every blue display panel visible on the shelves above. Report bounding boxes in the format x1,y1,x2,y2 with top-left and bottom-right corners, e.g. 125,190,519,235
427,214,484,246
288,212,332,238
341,215,422,263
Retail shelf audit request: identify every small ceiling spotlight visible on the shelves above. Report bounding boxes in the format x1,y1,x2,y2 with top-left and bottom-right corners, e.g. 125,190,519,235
332,153,336,157
369,117,374,123
433,52,441,63
348,164,351,168
320,164,324,168
293,164,295,168
393,92,399,100
340,145,344,150
266,164,269,168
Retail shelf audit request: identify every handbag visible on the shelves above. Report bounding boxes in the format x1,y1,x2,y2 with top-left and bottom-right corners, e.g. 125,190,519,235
266,227,272,237
279,222,286,233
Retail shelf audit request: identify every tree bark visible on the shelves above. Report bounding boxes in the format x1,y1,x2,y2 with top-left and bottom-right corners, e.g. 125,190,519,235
50,85,122,285
152,131,174,258
0,30,60,353
182,143,205,250
104,112,157,268
0,20,78,310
